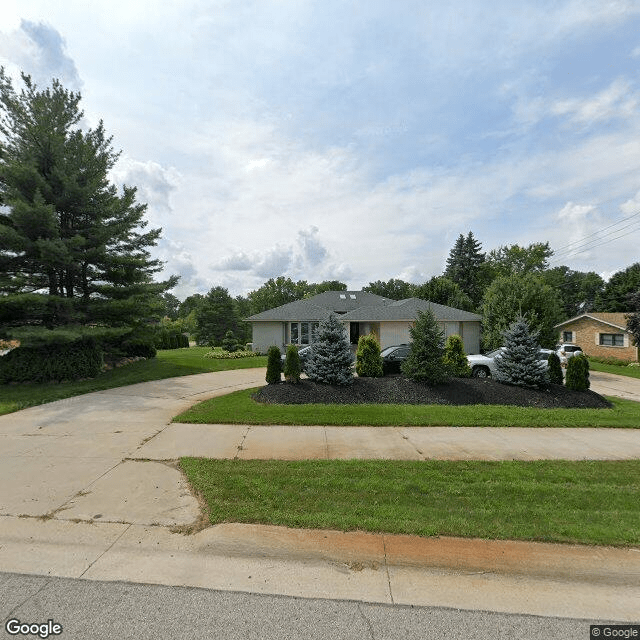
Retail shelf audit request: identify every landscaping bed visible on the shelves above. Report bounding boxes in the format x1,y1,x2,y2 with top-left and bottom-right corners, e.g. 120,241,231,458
254,375,612,409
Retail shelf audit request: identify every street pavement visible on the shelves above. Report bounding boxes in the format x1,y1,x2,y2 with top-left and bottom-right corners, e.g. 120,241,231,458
0,367,639,635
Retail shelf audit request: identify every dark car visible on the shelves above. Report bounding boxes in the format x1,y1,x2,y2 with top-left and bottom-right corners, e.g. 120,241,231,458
281,344,355,374
380,344,411,375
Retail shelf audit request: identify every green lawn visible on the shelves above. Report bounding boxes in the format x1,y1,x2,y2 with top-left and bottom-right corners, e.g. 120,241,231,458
589,359,640,379
173,387,640,428
181,458,640,546
0,347,266,416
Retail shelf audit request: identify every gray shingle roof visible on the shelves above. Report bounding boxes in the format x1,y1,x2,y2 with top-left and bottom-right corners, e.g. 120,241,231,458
341,298,482,322
306,290,390,312
246,299,334,322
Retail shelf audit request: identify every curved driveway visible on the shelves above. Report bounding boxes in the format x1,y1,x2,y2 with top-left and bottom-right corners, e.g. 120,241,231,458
0,367,639,622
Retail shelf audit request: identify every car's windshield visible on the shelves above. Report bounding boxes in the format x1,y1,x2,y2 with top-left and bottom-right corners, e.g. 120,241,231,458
380,346,399,356
486,349,503,358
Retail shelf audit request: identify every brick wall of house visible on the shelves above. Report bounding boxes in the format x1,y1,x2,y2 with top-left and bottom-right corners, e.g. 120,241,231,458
559,316,638,362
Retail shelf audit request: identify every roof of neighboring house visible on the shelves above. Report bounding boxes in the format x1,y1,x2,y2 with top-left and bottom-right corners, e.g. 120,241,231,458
246,300,335,322
341,298,482,322
555,312,631,332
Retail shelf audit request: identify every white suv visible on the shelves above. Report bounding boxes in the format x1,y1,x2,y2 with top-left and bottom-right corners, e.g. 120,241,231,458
467,347,554,378
555,343,583,366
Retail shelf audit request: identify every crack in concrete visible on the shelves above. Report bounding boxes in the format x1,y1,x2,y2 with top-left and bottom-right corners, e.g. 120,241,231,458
397,427,427,460
78,523,132,578
7,576,54,618
356,602,376,639
382,536,394,605
234,426,251,460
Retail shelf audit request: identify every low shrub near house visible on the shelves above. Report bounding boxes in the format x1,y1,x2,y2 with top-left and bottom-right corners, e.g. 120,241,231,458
306,315,354,386
547,352,563,385
566,353,590,391
266,345,282,384
356,334,383,378
0,335,103,383
204,348,257,359
442,334,471,378
284,345,302,383
221,330,239,353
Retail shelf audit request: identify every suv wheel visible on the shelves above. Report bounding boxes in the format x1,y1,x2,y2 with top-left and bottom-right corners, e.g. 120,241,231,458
472,366,490,378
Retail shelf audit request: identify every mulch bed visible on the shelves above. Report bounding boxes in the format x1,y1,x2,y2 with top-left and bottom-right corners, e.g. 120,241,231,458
253,375,612,409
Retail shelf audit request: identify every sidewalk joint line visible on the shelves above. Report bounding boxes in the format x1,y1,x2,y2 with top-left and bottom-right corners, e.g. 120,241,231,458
7,576,54,618
79,523,132,578
382,535,394,605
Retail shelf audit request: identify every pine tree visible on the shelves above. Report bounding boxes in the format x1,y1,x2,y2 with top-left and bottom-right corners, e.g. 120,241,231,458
494,316,549,389
0,69,175,329
444,232,486,306
305,314,353,385
401,309,451,385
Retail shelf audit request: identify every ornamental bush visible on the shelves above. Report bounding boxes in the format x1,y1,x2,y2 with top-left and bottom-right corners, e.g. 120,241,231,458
284,344,302,383
442,334,471,378
401,309,451,385
0,336,103,383
306,314,353,386
266,345,282,384
566,352,590,391
494,316,549,389
547,352,564,385
356,334,383,378
221,330,239,353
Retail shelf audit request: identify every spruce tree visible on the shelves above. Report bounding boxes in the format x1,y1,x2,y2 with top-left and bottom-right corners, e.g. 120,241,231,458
494,316,549,389
305,314,353,385
0,69,175,330
401,309,451,385
444,231,486,306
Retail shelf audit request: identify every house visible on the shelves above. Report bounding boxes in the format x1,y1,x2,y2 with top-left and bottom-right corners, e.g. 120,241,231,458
246,291,482,355
554,312,638,362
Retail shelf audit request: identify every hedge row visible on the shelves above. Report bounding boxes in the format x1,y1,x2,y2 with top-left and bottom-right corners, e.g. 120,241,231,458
0,336,103,384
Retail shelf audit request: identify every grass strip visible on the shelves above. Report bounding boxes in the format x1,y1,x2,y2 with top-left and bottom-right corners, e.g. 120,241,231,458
589,360,640,379
180,458,640,546
0,347,266,416
173,387,640,428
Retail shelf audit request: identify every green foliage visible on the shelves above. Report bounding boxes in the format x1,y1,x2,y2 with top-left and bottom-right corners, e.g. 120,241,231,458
284,344,302,383
547,352,564,385
356,334,384,378
481,273,563,350
595,263,640,312
442,334,471,378
486,242,553,278
194,286,240,346
566,353,590,391
221,330,239,353
155,323,189,350
204,348,257,359
247,277,347,314
444,232,488,305
494,316,549,389
363,278,415,300
0,336,103,383
266,345,282,384
414,276,475,312
0,70,177,329
542,267,604,318
624,290,640,349
401,309,451,385
306,314,353,386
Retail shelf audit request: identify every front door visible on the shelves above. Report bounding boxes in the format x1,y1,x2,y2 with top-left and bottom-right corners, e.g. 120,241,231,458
349,322,360,345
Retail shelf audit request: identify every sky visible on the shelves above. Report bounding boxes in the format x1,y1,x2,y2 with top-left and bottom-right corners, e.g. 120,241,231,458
1,0,640,299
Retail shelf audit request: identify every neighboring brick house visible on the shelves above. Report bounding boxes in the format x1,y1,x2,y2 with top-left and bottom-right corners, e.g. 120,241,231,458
554,313,638,362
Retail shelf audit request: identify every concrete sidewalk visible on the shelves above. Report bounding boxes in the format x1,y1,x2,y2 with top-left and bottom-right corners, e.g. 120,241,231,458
1,367,639,622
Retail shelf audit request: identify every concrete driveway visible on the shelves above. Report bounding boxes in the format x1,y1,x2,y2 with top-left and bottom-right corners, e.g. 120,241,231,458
0,367,639,622
590,369,640,402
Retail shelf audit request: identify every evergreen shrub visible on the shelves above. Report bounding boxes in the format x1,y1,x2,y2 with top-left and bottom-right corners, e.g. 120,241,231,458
442,334,471,378
547,352,564,385
306,315,353,386
494,316,549,389
266,346,282,384
401,309,451,385
284,345,302,383
0,336,103,383
355,334,383,378
566,353,590,391
221,330,239,353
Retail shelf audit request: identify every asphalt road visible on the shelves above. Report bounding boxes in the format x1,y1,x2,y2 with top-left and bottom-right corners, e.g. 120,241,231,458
0,571,616,640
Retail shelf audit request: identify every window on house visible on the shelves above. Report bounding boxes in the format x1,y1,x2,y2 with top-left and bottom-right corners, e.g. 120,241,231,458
311,322,319,342
562,331,573,342
599,333,624,346
301,322,309,344
291,323,299,344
